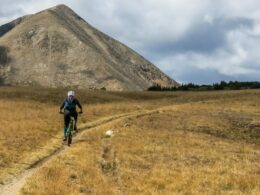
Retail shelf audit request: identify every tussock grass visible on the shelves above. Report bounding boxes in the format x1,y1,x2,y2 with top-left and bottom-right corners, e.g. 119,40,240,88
0,99,62,183
22,109,260,194
22,89,260,194
0,86,180,184
0,87,259,194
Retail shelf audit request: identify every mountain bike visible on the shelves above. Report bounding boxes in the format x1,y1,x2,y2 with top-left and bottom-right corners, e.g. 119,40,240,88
60,112,82,146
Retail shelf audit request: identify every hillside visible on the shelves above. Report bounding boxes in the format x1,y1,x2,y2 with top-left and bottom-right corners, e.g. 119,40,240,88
0,4,178,90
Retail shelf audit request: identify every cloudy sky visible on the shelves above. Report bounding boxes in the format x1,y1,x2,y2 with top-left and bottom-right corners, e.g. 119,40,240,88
1,0,260,84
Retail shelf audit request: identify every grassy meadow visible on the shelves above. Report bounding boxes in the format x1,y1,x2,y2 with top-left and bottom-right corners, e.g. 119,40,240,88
0,86,259,194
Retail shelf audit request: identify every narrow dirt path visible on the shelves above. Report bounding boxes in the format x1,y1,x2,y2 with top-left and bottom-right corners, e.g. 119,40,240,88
0,149,64,195
0,107,174,195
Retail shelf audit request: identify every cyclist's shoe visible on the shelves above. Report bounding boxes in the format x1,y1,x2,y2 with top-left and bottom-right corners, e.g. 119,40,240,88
63,137,67,141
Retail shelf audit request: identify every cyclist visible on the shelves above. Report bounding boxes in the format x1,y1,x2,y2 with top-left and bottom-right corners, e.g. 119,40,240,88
60,90,83,141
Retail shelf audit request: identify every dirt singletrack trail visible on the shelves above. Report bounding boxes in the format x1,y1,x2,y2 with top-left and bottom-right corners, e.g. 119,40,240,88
0,106,175,195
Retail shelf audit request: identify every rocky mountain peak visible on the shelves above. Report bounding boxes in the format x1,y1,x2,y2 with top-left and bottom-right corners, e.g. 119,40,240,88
0,4,179,90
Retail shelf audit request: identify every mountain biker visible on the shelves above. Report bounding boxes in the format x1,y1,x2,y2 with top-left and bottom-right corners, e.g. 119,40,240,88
60,90,83,141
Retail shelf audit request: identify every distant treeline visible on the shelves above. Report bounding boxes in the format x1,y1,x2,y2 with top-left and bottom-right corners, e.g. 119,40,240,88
148,81,260,91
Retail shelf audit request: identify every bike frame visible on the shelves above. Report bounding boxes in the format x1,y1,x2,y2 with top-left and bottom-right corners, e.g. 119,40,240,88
66,116,75,146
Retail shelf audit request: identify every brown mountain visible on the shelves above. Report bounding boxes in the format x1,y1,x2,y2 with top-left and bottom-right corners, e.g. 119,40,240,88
0,4,179,90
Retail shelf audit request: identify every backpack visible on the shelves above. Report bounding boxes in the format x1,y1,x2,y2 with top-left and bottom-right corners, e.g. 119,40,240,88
64,98,77,111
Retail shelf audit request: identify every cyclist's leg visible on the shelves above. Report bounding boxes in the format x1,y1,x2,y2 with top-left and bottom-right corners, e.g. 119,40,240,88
64,110,71,138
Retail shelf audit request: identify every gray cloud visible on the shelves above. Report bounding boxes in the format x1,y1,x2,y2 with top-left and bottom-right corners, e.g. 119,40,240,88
174,67,237,84
166,62,260,85
173,17,253,53
144,17,254,57
0,0,260,84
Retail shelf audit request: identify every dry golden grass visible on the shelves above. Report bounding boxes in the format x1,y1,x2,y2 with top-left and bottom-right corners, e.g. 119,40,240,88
0,86,179,184
20,90,260,194
0,99,62,183
0,100,150,184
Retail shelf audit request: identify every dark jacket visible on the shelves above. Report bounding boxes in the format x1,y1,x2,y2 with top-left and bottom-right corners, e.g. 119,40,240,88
60,98,82,112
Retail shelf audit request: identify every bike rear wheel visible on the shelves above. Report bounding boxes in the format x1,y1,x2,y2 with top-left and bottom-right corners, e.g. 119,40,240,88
67,131,72,146
66,116,75,146
67,122,73,146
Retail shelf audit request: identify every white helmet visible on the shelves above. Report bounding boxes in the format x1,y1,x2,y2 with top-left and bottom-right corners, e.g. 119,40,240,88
67,90,75,97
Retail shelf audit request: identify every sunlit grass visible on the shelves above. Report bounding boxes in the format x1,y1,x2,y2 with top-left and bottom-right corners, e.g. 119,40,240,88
0,87,259,194
0,86,179,184
0,99,62,183
22,91,260,194
22,107,260,194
